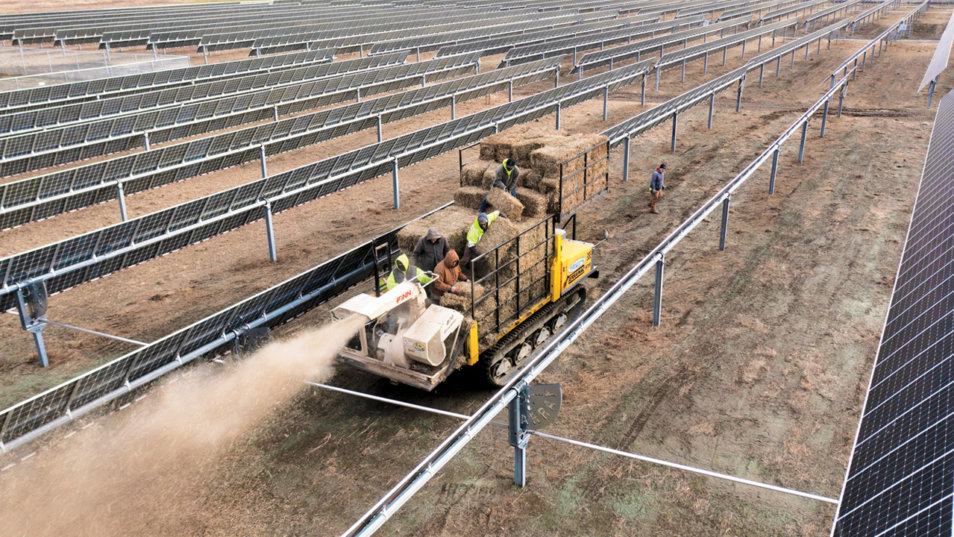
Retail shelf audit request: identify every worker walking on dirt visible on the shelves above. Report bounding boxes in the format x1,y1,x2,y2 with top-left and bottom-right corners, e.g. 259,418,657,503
412,227,449,273
431,250,468,299
378,253,431,293
460,210,500,269
477,159,520,212
649,163,666,214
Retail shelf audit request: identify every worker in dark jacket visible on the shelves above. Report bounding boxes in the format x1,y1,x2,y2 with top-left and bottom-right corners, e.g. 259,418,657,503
478,159,520,212
412,227,449,273
649,163,666,214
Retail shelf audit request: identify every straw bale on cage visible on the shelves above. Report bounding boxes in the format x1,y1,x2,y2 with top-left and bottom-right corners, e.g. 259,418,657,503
453,186,487,211
485,188,525,221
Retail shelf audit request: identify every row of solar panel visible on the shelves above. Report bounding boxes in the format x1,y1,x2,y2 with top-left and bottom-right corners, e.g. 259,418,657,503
601,19,850,145
0,59,557,226
655,19,794,69
0,52,412,135
198,7,549,53
498,15,698,67
435,17,631,58
0,222,404,450
0,53,482,173
804,0,863,26
0,62,652,313
834,88,954,537
759,0,830,24
0,48,337,113
573,16,752,71
59,4,418,46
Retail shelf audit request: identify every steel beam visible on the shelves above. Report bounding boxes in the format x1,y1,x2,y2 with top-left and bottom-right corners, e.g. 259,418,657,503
263,203,277,262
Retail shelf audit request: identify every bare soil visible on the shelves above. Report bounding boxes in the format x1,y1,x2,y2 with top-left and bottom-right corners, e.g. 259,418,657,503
1,8,952,537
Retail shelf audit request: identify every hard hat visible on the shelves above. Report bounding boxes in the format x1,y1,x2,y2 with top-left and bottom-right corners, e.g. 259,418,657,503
477,212,489,224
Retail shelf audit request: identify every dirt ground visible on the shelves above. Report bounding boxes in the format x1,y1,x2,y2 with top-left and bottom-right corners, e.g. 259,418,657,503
1,6,953,536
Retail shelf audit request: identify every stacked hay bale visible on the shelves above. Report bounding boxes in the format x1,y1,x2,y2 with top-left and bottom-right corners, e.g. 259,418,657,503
401,125,608,351
455,124,607,220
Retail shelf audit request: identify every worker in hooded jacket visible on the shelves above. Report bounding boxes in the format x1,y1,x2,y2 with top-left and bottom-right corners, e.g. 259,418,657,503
460,210,499,269
378,253,431,294
431,250,468,299
412,227,449,273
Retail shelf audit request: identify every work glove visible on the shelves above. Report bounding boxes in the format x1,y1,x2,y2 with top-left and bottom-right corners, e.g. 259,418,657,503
451,286,460,295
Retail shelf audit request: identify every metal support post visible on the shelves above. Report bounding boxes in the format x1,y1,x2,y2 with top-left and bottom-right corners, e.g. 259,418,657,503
708,93,714,129
622,136,630,182
736,77,744,112
554,68,559,88
652,257,664,326
603,86,608,121
572,47,577,66
117,182,128,221
376,115,383,142
798,122,807,163
555,102,561,130
759,64,764,87
641,74,646,106
263,204,277,262
670,111,678,152
508,385,530,487
259,145,267,178
741,40,746,59
722,45,727,65
861,51,866,72
758,35,762,52
655,67,659,91
415,47,420,62
719,197,730,251
927,80,936,108
769,148,779,195
391,158,400,209
508,80,513,102
791,50,795,69
838,86,845,117
820,99,830,137
201,46,208,65
143,132,151,151
703,51,708,74
776,56,781,77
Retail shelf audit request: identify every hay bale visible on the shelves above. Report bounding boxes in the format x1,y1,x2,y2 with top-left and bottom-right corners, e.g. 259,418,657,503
515,187,547,219
519,168,543,190
474,215,519,257
454,186,487,211
397,206,475,254
479,144,497,161
486,188,525,222
461,160,496,188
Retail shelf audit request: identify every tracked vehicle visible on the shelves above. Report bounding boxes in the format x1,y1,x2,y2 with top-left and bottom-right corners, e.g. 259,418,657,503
332,216,596,389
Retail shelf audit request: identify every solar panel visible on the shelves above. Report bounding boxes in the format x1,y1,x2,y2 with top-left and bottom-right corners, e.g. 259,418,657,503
574,16,751,71
0,53,408,136
0,53,479,176
655,19,794,71
0,58,556,228
759,0,829,24
0,48,336,113
498,15,698,67
0,61,653,314
832,88,954,537
918,10,954,92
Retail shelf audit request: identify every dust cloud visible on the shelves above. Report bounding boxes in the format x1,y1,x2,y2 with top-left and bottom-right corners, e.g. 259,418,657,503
0,315,364,537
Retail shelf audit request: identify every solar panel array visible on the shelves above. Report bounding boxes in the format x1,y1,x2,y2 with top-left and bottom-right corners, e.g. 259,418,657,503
498,16,701,67
0,53,480,176
833,88,954,537
0,220,409,452
367,11,623,56
717,0,789,22
918,9,954,92
759,0,829,24
574,16,751,71
0,52,408,136
435,17,630,58
655,19,794,70
0,62,653,313
0,58,558,229
0,48,337,113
